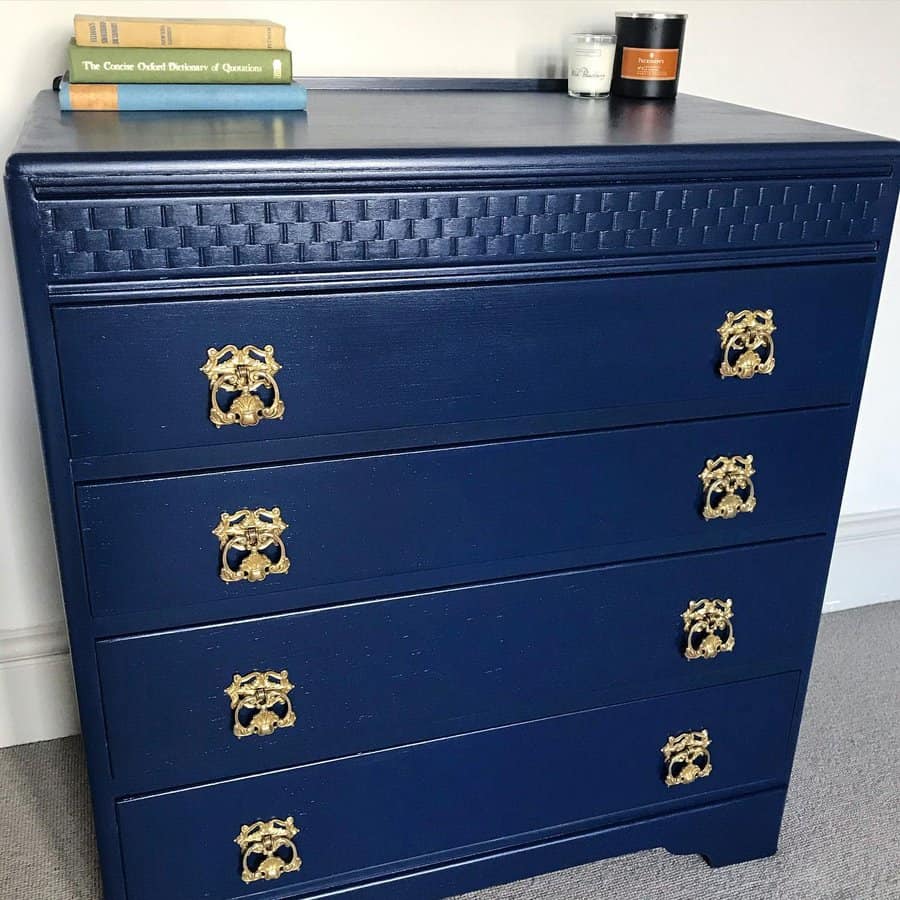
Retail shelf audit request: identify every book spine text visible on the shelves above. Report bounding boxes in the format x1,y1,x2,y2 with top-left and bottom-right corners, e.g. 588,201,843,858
73,16,286,50
67,44,292,85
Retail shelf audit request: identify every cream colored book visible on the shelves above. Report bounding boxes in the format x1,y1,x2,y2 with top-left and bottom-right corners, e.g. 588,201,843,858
73,15,286,50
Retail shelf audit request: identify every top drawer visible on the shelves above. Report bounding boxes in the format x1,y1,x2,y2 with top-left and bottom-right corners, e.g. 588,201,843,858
54,262,873,460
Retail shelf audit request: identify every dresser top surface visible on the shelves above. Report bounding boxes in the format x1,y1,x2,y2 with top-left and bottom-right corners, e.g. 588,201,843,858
8,84,897,175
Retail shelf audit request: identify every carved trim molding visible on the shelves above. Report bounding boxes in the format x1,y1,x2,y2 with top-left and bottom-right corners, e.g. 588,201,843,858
39,176,892,279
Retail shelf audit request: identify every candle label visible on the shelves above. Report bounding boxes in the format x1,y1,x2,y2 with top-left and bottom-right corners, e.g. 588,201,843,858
568,44,615,95
620,47,679,81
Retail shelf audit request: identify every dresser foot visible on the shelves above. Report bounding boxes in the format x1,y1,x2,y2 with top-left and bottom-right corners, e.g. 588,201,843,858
700,834,780,869
664,789,786,868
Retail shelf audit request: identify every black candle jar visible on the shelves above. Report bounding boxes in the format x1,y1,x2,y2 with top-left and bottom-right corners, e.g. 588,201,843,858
612,11,687,99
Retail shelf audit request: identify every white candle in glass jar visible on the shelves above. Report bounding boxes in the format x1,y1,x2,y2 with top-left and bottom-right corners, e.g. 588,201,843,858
568,33,616,98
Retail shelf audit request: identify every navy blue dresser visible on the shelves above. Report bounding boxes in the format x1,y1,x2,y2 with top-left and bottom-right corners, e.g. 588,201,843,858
6,83,899,900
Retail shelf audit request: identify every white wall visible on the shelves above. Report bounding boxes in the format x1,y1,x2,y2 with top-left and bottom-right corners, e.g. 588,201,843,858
1,0,898,745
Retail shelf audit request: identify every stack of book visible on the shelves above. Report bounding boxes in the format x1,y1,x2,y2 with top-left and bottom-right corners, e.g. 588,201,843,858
59,14,307,111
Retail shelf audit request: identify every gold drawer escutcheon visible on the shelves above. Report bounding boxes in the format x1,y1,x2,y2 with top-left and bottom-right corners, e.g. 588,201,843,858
214,506,291,583
226,670,297,738
682,598,735,660
201,344,285,428
718,309,776,379
235,817,301,884
699,454,756,520
662,729,712,787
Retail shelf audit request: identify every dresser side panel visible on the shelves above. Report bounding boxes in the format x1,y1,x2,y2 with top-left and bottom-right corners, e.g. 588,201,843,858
3,172,126,899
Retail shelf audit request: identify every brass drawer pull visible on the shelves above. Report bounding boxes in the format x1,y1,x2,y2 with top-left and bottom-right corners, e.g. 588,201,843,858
682,599,735,660
235,817,301,883
699,454,756,520
213,506,291,583
662,729,712,787
201,344,285,427
226,670,297,738
718,309,776,379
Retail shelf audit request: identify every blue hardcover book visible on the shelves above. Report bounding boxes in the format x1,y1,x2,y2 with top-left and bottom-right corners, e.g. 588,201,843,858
58,74,306,111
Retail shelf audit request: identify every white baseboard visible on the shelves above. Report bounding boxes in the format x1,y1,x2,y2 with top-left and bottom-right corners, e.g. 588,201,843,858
0,509,898,748
823,508,900,613
0,623,79,749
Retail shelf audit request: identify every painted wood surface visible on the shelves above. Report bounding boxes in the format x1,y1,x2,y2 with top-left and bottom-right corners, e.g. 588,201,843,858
10,89,893,163
193,788,789,899
37,177,892,280
7,85,899,900
55,263,874,459
98,537,827,793
78,407,851,623
116,672,799,900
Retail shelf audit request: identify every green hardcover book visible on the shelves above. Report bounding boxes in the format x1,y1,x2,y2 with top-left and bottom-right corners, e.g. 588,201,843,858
67,39,291,84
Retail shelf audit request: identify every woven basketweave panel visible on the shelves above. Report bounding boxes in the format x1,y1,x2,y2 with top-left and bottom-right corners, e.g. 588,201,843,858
39,177,893,279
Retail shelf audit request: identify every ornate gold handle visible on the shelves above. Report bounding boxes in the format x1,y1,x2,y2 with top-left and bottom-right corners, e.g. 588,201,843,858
235,817,301,884
662,729,712,787
718,309,776,379
213,507,291,583
225,670,297,738
682,599,735,660
699,454,756,520
201,344,285,427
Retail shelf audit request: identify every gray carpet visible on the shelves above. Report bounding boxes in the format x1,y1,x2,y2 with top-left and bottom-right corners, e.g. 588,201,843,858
1,602,898,900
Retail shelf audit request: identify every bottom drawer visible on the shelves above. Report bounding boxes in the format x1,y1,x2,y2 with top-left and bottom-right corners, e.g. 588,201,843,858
117,672,800,900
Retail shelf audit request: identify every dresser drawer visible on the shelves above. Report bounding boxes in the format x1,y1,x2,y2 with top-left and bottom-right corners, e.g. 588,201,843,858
79,406,849,623
116,672,799,900
55,262,873,460
99,537,827,792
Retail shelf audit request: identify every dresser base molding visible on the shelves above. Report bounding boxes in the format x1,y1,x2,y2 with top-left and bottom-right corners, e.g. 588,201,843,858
285,789,786,900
